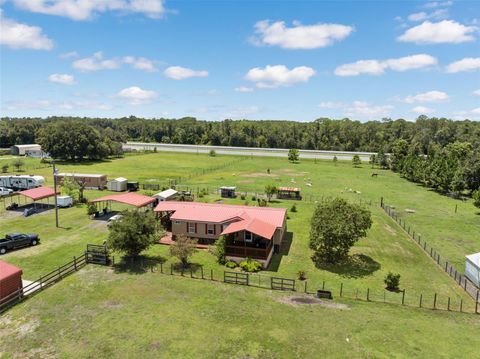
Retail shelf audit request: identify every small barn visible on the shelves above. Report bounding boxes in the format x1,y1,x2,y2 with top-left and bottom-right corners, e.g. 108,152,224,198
107,177,128,192
220,186,236,198
10,144,41,156
0,261,23,304
465,252,480,287
56,173,107,190
277,187,302,200
154,188,178,202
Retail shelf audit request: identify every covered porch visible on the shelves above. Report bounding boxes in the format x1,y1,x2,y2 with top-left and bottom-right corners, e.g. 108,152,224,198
223,231,273,260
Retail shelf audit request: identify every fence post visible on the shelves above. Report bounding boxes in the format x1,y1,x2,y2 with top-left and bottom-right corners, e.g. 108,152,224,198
322,281,325,290
433,293,437,310
367,288,370,301
211,269,213,281
460,299,463,313
419,293,423,308
476,291,479,314
402,290,405,305
445,262,448,271
304,281,307,293
170,264,173,275
73,256,77,271
447,297,450,311
340,283,343,297
201,266,204,279
160,262,163,274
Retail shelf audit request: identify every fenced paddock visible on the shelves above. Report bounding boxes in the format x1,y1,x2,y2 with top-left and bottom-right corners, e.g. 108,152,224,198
133,260,479,315
381,199,480,305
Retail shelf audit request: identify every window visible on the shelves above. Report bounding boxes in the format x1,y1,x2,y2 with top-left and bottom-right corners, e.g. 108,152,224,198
207,224,215,235
245,231,252,242
174,221,181,225
188,222,196,234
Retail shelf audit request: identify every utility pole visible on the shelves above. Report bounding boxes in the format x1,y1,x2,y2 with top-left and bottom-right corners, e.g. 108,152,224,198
53,161,59,228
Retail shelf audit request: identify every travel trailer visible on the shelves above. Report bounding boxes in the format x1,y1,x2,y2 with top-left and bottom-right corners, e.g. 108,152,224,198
0,175,45,190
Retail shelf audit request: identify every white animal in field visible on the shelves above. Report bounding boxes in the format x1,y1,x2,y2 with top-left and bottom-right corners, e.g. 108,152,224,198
306,183,312,187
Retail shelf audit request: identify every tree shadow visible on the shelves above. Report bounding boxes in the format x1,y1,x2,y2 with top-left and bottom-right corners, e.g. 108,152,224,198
312,253,381,278
266,232,293,272
113,254,167,275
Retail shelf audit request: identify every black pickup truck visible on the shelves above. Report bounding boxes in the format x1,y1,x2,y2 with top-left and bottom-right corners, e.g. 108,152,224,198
0,233,40,254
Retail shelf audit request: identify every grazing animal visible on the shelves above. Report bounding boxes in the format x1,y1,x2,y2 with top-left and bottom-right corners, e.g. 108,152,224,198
371,173,378,177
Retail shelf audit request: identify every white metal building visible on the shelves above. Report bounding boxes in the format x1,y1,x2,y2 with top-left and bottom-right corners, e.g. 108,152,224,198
107,177,128,192
465,252,480,287
154,188,178,201
11,144,41,156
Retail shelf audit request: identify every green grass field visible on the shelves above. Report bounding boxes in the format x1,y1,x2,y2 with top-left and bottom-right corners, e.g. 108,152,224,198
1,152,479,357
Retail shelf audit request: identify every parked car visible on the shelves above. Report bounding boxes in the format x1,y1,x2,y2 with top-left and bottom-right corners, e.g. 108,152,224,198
0,187,13,196
23,208,36,217
0,233,40,254
107,214,123,227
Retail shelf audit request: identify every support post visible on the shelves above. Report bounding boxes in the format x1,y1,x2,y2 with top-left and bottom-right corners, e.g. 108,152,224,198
340,283,343,297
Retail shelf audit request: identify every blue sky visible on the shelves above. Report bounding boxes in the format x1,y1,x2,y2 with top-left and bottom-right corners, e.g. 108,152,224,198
0,0,479,121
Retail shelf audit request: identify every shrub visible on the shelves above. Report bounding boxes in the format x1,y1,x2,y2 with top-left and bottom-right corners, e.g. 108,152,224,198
384,272,401,291
86,202,97,216
240,194,246,200
225,260,237,269
213,235,226,264
244,200,249,206
258,199,268,207
251,195,256,201
239,258,262,272
297,270,307,281
209,149,216,157
291,203,297,213
198,193,204,198
1,164,9,173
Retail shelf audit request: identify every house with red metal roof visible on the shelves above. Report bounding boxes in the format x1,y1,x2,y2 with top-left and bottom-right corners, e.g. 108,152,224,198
154,202,287,267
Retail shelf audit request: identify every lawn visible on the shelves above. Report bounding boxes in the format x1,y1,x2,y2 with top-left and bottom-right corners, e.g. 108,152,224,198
0,151,479,355
0,267,479,359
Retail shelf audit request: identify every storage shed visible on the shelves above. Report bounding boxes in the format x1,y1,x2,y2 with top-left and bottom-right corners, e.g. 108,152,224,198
107,177,128,192
465,252,480,287
277,187,302,200
220,186,236,198
56,173,107,190
10,144,41,156
154,188,178,201
0,261,23,304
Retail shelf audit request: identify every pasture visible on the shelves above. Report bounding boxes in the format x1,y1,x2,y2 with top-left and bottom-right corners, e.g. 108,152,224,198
0,151,479,357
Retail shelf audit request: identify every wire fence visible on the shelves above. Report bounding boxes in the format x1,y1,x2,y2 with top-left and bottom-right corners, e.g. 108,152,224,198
381,199,480,305
127,259,479,315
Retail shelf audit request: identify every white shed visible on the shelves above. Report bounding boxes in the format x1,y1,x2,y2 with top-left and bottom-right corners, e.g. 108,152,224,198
154,188,178,201
107,177,128,192
465,252,480,287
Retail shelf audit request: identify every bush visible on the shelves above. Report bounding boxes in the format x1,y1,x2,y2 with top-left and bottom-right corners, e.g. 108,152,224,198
251,195,256,201
258,199,268,207
291,203,297,212
225,260,237,269
297,270,307,281
384,272,401,291
239,258,262,272
212,235,226,264
240,194,246,200
198,193,204,198
86,202,97,216
1,164,9,173
209,149,216,157
244,200,249,206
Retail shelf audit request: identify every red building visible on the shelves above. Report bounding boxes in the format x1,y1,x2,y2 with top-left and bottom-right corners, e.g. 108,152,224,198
0,261,23,304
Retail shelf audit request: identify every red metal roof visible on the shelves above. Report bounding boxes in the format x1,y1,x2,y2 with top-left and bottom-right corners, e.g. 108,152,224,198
92,193,156,207
0,260,22,281
16,187,58,201
154,201,286,228
221,217,277,240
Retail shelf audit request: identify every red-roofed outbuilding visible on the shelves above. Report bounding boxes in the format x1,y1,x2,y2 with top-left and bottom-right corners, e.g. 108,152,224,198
0,261,22,304
92,192,156,208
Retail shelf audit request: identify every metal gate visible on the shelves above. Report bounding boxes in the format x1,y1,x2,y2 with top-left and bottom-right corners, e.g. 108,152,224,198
224,271,249,285
271,277,295,291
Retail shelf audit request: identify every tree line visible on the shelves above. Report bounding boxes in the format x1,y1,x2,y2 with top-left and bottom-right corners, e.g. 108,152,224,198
1,115,479,154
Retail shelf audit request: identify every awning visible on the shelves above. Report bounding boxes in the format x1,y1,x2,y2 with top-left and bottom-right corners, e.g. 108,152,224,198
91,193,156,207
221,217,277,240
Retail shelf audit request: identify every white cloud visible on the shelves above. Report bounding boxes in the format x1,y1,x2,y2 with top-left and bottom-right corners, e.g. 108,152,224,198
123,56,157,72
407,9,448,22
252,20,354,49
12,0,166,21
398,20,478,44
117,86,157,105
245,65,315,88
318,101,344,109
423,1,453,9
404,90,449,103
48,73,76,85
335,54,437,76
412,106,435,114
446,57,480,73
73,52,121,71
0,13,53,50
452,108,480,120
164,66,208,80
60,51,78,59
235,86,254,93
73,52,157,72
473,89,480,96
344,101,393,119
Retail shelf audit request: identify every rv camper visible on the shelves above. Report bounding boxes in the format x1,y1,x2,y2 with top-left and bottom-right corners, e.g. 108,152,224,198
0,175,45,190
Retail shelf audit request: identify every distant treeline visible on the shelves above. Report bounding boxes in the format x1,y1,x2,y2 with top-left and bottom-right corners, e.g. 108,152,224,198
1,116,479,153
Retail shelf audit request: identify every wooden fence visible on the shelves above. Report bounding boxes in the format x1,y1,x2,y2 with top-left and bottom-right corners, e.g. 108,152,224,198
381,199,480,305
0,254,87,313
133,261,479,315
